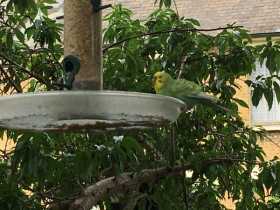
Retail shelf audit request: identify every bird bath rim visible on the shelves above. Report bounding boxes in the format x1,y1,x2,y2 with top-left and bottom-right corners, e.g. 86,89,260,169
0,90,186,132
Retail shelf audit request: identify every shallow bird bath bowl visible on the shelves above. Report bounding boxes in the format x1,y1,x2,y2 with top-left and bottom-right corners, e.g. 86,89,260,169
0,91,185,132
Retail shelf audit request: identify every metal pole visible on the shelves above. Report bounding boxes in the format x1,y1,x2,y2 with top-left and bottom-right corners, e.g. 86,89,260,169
64,0,103,90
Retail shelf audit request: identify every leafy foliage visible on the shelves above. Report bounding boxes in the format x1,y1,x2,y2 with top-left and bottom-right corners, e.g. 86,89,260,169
0,0,63,93
1,1,280,210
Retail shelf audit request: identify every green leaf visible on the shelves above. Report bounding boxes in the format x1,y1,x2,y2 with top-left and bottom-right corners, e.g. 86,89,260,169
232,98,249,108
263,89,274,110
186,18,201,26
252,88,263,107
6,31,13,48
273,81,280,103
15,28,25,43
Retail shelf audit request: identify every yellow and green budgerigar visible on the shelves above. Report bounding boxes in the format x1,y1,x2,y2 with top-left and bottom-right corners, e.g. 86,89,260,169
152,71,228,111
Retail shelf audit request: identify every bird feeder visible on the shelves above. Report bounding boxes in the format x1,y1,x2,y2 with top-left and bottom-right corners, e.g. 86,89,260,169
0,0,185,132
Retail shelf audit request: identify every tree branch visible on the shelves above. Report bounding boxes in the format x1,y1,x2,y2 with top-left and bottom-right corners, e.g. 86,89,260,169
0,65,22,93
27,47,64,70
69,157,251,210
103,26,242,53
0,52,64,89
136,133,165,161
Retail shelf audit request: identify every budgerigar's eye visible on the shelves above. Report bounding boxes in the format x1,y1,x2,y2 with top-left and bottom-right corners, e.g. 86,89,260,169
158,76,162,79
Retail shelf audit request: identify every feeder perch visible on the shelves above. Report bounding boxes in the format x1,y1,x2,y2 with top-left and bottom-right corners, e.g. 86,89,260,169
0,91,185,132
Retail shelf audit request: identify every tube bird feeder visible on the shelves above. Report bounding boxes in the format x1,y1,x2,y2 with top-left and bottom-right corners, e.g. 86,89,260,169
64,0,103,90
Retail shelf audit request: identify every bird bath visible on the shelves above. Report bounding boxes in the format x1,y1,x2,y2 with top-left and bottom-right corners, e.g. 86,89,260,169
0,91,185,132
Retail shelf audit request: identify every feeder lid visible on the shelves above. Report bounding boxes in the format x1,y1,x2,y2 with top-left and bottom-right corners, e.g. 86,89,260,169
0,91,185,132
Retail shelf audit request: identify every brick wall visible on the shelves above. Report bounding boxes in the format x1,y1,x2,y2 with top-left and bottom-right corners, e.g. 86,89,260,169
50,0,280,34
235,77,251,125
260,132,280,160
103,0,280,34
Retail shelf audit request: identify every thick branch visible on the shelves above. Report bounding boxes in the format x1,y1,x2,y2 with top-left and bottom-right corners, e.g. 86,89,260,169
70,157,247,210
103,26,242,53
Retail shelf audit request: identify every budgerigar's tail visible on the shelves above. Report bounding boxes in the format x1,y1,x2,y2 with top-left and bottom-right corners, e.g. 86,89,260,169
182,93,229,112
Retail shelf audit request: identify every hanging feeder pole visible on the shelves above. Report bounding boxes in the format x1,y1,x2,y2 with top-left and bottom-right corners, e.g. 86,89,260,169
64,0,107,90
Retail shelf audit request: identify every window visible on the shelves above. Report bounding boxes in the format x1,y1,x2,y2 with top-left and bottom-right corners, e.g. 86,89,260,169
251,62,280,126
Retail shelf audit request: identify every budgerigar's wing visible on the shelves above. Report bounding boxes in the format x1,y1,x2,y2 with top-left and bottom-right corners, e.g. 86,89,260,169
170,79,228,111
169,79,202,98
